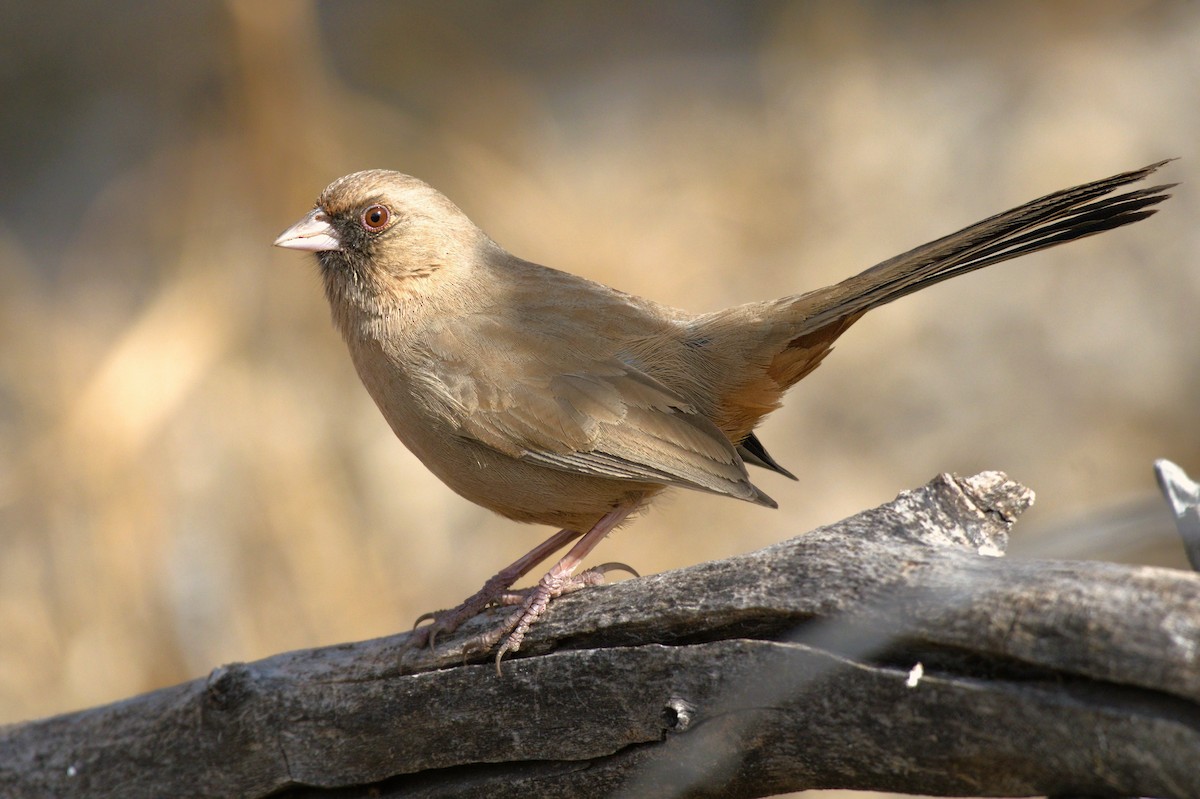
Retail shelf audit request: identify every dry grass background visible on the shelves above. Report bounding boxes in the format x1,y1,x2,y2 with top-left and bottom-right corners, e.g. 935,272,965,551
1,1,1198,794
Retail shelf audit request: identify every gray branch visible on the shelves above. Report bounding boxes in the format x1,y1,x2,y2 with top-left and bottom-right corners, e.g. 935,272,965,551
3,471,1198,799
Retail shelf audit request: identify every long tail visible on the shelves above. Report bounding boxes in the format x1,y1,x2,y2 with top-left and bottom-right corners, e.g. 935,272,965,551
785,160,1175,336
700,160,1175,469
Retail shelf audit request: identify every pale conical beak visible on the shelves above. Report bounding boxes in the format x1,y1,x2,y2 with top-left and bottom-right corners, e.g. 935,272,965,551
274,209,342,252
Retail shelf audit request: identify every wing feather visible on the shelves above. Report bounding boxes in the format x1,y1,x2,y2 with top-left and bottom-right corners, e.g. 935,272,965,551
423,319,774,507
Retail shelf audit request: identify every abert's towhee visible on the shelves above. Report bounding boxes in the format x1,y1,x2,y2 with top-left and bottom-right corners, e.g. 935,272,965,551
275,161,1173,667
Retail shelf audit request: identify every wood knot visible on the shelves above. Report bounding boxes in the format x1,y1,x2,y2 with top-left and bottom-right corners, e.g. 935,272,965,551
204,663,254,711
662,696,698,732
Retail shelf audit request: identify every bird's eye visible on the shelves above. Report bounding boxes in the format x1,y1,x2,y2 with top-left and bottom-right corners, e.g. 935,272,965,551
360,204,392,232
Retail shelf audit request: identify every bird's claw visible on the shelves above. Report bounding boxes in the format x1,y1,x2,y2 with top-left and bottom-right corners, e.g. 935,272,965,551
409,608,455,650
410,559,639,674
587,561,640,579
490,564,637,674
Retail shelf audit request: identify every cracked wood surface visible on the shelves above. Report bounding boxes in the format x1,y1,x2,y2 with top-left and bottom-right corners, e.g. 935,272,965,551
2,471,1198,799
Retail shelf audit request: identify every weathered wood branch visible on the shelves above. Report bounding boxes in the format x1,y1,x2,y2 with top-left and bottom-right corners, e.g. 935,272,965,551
2,471,1198,799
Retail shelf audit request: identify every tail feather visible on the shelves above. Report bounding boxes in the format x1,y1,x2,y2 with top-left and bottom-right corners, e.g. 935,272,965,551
787,160,1174,336
697,160,1174,445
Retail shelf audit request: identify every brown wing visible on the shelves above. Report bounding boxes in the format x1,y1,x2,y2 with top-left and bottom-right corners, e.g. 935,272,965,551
422,316,776,508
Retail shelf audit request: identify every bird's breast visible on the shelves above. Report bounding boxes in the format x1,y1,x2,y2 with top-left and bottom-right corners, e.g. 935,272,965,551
343,327,658,530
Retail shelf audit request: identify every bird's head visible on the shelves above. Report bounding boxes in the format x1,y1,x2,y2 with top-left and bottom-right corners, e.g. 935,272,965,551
275,170,490,308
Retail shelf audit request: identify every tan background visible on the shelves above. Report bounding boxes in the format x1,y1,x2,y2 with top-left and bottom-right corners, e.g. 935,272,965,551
1,2,1198,794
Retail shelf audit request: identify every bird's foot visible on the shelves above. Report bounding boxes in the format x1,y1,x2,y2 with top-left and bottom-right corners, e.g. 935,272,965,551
460,562,638,674
408,570,518,651
490,562,639,606
408,562,636,654
408,526,591,651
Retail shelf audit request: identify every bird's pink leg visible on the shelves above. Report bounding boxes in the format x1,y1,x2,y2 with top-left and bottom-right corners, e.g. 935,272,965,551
471,503,638,671
490,561,639,606
410,525,584,649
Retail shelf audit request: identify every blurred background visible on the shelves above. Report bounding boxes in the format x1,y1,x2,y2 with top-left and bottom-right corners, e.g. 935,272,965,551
1,1,1197,793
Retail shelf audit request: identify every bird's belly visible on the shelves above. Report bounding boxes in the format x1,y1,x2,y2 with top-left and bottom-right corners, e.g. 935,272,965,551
348,336,661,531
363,376,660,530
408,429,660,530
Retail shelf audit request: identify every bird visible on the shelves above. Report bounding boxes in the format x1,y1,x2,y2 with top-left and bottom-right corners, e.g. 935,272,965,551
274,160,1173,669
